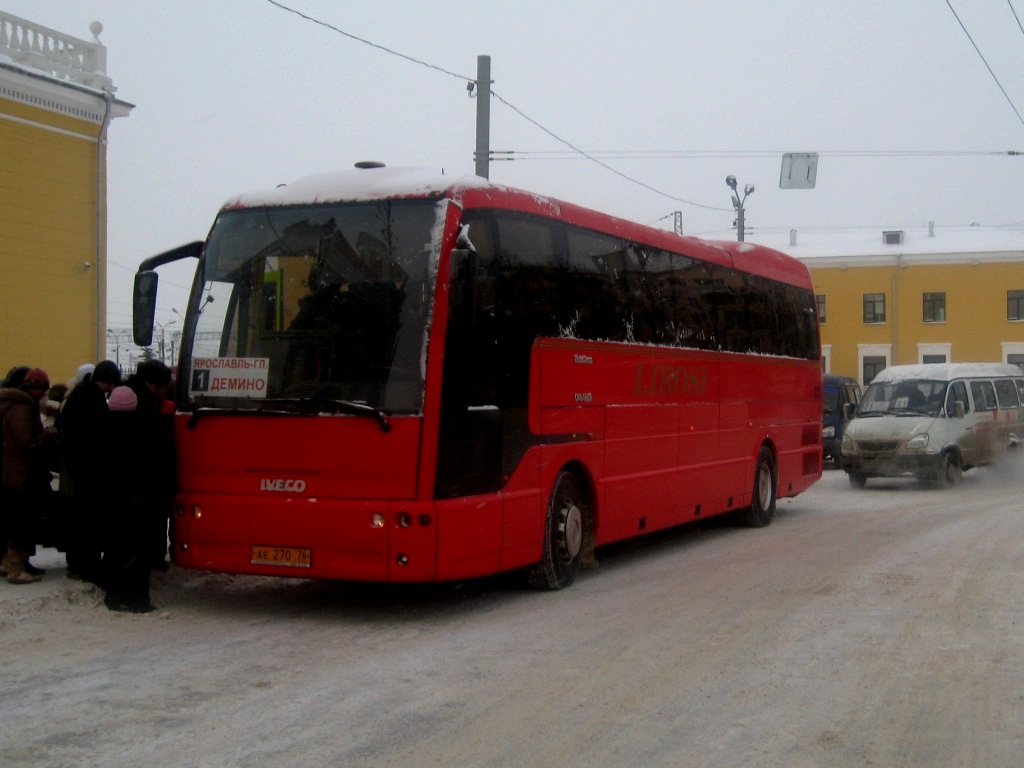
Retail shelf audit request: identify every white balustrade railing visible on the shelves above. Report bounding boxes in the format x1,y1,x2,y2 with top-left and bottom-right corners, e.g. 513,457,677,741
0,11,114,92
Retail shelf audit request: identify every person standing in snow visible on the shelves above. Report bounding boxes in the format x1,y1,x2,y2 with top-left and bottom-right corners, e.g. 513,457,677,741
0,368,53,584
126,359,176,570
100,385,155,613
58,360,121,581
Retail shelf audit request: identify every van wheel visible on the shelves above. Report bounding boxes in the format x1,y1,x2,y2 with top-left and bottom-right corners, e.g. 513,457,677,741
848,472,867,489
525,472,584,590
933,451,962,490
736,447,776,528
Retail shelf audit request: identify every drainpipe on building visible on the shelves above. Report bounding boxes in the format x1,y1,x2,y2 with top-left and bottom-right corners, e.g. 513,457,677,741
892,253,901,364
95,91,113,362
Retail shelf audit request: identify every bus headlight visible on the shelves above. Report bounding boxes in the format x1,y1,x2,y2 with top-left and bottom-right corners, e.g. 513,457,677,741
822,425,835,439
907,433,929,449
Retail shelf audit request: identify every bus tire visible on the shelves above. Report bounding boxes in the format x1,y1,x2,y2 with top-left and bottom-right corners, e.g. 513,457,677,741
736,447,777,528
933,451,962,490
526,472,584,590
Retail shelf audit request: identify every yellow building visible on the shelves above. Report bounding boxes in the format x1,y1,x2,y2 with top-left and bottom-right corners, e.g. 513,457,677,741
0,12,132,384
762,226,1024,384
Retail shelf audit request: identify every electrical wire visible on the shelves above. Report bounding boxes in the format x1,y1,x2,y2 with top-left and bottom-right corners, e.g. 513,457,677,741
489,91,729,211
262,0,727,211
499,149,1022,160
264,0,471,81
1008,0,1024,38
945,0,1024,130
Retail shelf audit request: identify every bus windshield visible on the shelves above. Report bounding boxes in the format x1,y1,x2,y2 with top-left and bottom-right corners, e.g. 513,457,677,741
180,199,442,413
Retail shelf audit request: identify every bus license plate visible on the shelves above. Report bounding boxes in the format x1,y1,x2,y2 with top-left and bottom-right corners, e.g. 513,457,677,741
251,545,312,568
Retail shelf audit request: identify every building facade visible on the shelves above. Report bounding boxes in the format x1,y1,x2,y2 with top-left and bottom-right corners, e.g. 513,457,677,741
0,11,131,383
767,226,1024,384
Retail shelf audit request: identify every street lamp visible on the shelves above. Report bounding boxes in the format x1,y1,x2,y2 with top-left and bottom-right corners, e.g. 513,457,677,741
726,175,755,242
106,328,121,369
153,320,176,364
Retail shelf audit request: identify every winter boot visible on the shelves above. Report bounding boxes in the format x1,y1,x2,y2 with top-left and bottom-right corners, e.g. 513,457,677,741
0,552,11,576
6,550,42,585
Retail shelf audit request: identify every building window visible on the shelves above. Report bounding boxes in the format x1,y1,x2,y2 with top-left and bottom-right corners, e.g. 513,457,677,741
1009,290,1024,321
816,294,826,324
922,354,946,364
923,292,946,323
1008,353,1024,373
863,356,887,384
863,293,886,324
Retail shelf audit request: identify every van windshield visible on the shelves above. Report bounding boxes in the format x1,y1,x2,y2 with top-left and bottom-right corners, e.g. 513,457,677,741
856,379,947,418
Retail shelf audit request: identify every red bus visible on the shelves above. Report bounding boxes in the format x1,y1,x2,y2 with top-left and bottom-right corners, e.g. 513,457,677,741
133,164,822,589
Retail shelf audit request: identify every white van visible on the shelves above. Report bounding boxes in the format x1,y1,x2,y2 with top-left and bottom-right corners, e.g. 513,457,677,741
840,363,1024,489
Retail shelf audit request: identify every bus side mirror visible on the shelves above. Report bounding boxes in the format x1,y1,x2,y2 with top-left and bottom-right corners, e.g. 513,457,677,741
843,402,855,421
133,270,158,347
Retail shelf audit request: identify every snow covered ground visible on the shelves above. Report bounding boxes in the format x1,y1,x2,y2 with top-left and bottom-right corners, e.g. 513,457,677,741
2,462,1023,767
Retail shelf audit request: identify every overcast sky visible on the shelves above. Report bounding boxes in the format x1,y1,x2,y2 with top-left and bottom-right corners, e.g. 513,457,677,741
7,0,1024,330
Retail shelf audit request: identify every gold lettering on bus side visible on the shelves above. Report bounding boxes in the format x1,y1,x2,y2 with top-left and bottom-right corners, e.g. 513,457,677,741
634,363,709,400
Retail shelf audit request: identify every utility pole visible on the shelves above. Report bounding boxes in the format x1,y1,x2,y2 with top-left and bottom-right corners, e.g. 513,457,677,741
474,55,491,179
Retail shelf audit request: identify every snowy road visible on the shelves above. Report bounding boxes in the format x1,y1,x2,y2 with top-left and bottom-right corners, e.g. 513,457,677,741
2,463,1023,767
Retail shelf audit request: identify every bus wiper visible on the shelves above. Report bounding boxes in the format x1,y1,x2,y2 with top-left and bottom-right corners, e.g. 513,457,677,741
261,398,392,432
186,399,391,432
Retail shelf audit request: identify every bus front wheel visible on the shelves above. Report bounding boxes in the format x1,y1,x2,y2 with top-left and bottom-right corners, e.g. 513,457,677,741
736,447,777,528
526,472,584,590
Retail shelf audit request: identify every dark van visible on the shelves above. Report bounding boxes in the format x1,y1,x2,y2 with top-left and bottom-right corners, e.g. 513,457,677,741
823,374,861,462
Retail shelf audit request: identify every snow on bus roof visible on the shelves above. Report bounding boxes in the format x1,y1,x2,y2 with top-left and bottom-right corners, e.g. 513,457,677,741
222,165,489,209
218,164,808,286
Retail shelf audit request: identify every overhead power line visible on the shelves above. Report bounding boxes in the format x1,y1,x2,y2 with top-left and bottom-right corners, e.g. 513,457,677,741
945,0,1024,130
496,149,1023,160
263,0,727,211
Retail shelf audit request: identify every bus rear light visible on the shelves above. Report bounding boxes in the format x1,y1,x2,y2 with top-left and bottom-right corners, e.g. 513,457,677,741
371,513,385,528
179,541,189,552
397,554,409,566
419,514,432,527
176,503,184,516
192,505,203,519
397,512,413,528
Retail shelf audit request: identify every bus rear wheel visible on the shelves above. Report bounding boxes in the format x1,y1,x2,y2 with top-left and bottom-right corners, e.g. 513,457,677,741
736,447,777,528
526,472,584,590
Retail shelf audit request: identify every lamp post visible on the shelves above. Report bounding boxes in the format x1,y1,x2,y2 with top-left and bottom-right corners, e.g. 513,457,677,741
153,320,176,364
106,328,121,369
726,175,755,242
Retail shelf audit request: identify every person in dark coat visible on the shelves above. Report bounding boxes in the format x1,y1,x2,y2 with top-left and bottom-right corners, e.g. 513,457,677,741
126,359,176,570
0,368,52,584
58,360,121,581
100,386,155,612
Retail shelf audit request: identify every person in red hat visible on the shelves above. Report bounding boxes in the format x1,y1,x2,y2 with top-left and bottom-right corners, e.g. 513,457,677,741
0,368,52,584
